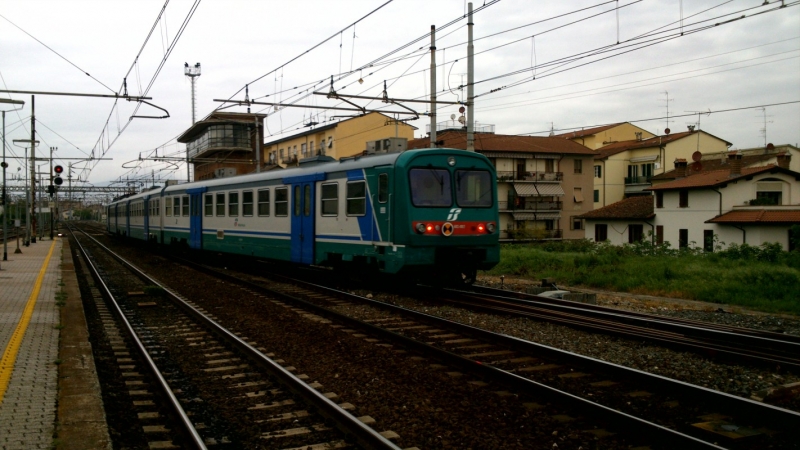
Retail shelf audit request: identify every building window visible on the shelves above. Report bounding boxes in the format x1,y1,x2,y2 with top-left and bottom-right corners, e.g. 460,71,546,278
656,225,664,245
571,216,584,230
242,190,254,216
182,196,189,216
679,190,689,208
310,141,315,155
573,187,583,203
755,191,781,205
346,180,366,216
704,229,714,252
321,183,338,216
594,165,602,178
595,224,607,242
545,159,554,173
641,163,654,179
228,192,239,217
629,224,643,243
275,187,288,216
656,191,663,208
593,189,599,203
216,193,225,216
204,194,213,216
301,143,307,158
574,159,583,174
679,228,688,249
258,189,270,216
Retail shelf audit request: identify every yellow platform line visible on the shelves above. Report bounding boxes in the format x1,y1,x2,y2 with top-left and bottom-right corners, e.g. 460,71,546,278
0,240,57,404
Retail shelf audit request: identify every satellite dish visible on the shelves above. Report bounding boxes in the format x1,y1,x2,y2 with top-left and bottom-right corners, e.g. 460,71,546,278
450,114,456,120
459,106,465,113
692,161,703,172
458,115,466,124
692,151,702,162
664,128,671,135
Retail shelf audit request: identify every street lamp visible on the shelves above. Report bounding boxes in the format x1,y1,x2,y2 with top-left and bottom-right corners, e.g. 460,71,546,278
13,138,38,247
1,97,25,262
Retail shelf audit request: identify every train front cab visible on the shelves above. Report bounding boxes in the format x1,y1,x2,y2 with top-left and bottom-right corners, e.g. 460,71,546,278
393,150,500,284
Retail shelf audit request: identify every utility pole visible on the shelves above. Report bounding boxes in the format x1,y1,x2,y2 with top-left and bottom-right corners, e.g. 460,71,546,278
30,95,36,243
185,62,201,183
1,97,25,261
49,146,56,239
429,25,437,148
466,2,475,152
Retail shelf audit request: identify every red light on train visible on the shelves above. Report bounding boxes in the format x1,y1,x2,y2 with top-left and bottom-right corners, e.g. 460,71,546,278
478,224,485,232
426,225,433,232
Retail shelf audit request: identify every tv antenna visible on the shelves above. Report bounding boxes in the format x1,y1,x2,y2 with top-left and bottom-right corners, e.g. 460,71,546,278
756,107,773,148
661,91,674,132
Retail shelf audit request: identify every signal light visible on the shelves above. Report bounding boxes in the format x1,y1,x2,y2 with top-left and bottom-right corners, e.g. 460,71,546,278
54,177,63,186
54,165,63,174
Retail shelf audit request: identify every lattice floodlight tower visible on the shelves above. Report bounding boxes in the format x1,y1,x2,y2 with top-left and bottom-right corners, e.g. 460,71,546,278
184,62,201,124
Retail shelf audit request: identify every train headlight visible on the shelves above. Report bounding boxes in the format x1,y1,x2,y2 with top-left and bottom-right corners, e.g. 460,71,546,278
486,222,496,233
416,223,427,234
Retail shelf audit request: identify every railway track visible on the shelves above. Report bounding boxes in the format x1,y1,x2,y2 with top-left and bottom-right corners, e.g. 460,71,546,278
432,285,800,369
75,225,800,449
68,224,405,449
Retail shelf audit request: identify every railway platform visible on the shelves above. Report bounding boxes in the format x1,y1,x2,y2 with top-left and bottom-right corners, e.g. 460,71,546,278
0,236,110,449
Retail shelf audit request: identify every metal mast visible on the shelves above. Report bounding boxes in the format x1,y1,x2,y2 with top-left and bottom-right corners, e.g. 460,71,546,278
467,2,475,152
184,62,201,182
429,25,437,148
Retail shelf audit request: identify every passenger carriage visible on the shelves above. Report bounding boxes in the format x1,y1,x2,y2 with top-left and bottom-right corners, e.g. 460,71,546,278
107,148,499,284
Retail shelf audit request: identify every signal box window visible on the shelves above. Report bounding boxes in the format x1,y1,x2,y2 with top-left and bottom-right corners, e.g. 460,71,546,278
456,170,492,207
258,189,270,216
216,193,225,216
204,194,213,216
275,187,288,216
347,181,366,216
321,183,338,216
243,190,254,216
228,192,239,217
378,174,389,203
182,196,189,216
409,168,452,207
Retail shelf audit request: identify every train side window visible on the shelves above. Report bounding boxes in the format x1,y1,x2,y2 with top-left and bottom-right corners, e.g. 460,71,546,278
304,185,311,216
165,197,172,216
243,190,254,216
228,192,239,217
346,181,366,216
294,185,301,216
378,173,388,203
258,189,270,216
321,183,338,216
216,193,225,216
275,187,288,216
182,196,189,216
455,170,492,207
204,194,213,216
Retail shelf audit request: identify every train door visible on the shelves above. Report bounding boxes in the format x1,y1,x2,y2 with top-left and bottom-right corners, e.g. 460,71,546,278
143,196,150,239
187,187,206,250
373,170,391,242
125,201,131,236
290,181,315,264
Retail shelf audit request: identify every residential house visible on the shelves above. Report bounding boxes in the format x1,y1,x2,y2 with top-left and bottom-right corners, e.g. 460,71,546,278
554,122,655,150
647,153,800,251
408,128,596,241
264,112,416,167
652,144,799,184
177,111,268,181
577,196,655,245
591,128,731,209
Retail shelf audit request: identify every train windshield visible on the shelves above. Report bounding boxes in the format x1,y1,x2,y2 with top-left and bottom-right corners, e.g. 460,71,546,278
456,170,493,207
410,168,452,207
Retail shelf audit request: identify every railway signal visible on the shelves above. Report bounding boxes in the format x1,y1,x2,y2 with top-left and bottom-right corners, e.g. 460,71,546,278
54,165,63,186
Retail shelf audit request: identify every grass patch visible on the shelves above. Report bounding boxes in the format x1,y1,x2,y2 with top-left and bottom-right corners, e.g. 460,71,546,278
487,241,800,315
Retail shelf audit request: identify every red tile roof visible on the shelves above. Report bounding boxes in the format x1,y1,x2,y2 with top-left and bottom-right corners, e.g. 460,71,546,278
408,131,596,155
652,154,783,180
647,165,784,191
706,210,800,224
577,196,655,220
552,123,623,139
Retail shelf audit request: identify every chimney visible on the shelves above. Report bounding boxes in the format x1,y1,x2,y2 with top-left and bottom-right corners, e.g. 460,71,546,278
674,158,688,178
776,152,791,169
687,125,695,132
728,152,742,177
635,132,643,141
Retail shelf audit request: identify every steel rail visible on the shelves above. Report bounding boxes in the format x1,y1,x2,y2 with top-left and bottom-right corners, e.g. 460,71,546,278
78,228,402,450
67,226,208,449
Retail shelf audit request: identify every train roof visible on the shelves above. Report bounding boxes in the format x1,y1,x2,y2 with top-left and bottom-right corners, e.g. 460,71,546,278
108,148,490,205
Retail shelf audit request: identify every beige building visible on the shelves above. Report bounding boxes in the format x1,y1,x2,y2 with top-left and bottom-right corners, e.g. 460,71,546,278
264,112,416,167
591,128,731,208
409,129,596,241
554,122,655,150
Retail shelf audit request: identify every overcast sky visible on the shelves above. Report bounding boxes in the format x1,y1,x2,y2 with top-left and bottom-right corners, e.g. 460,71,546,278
2,0,798,196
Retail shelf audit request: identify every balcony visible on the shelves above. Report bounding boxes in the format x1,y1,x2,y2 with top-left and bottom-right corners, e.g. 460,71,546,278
624,175,651,185
499,200,562,211
497,171,563,182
